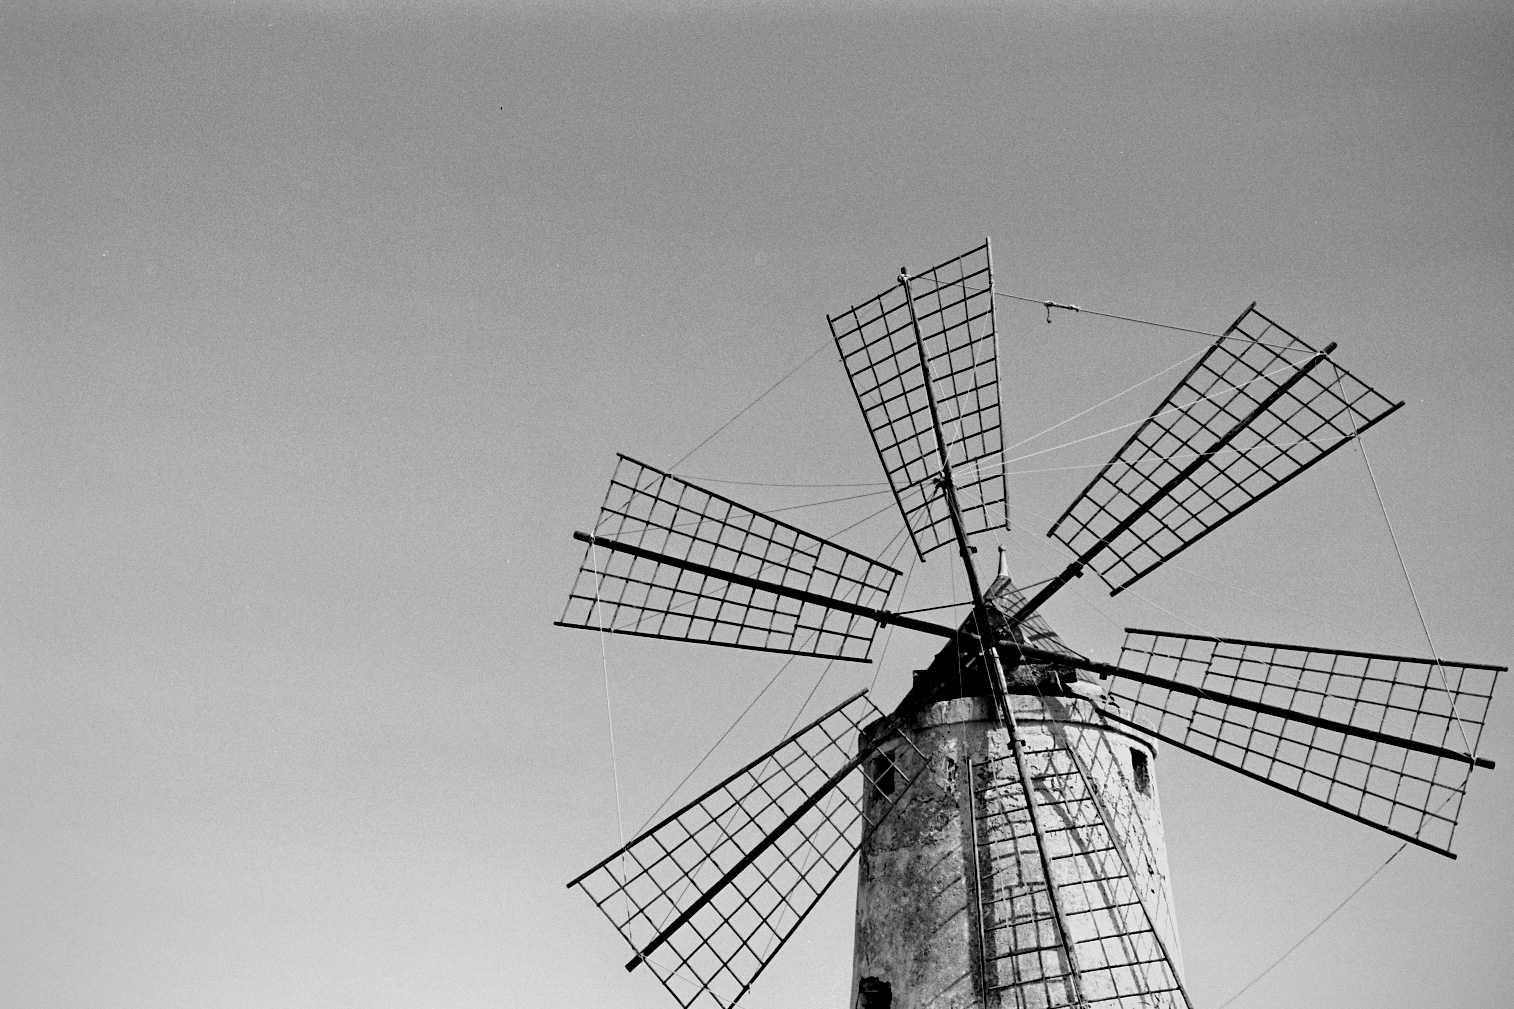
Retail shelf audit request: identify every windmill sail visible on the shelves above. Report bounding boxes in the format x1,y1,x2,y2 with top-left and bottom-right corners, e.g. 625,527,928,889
972,711,1192,1009
1107,629,1503,856
828,240,1007,559
567,692,922,1009
1047,304,1401,594
559,455,901,661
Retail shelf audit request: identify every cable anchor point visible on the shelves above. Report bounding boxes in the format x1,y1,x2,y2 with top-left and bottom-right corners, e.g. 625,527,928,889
1044,301,1081,324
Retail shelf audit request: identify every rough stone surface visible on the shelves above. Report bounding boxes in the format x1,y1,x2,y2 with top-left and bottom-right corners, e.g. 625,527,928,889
851,696,1182,1008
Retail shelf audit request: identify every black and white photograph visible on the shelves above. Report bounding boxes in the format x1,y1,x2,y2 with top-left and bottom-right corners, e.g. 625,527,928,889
5,2,1511,1008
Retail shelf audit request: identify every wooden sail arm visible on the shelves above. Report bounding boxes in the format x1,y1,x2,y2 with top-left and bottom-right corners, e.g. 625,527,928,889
566,531,958,641
623,744,872,972
1007,643,1496,770
898,268,1090,1005
1007,341,1341,626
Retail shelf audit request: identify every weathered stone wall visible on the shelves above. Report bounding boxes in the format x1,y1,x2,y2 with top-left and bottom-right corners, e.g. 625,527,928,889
851,696,1181,1008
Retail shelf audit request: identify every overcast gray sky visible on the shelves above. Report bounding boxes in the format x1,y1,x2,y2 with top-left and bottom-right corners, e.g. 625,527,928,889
4,2,1512,1008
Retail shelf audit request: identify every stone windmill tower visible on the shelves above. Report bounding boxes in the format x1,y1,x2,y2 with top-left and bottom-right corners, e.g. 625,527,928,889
558,242,1500,1009
851,564,1185,1009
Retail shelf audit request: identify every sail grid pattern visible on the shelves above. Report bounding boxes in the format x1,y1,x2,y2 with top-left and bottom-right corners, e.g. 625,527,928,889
974,720,1189,1009
1112,630,1502,855
829,240,1006,559
569,693,922,1009
560,455,900,661
1048,305,1399,592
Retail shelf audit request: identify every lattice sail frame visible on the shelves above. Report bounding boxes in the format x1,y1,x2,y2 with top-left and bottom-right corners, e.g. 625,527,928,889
829,240,1007,559
569,692,923,1009
1110,629,1502,856
1049,304,1401,592
559,455,901,662
974,702,1190,1009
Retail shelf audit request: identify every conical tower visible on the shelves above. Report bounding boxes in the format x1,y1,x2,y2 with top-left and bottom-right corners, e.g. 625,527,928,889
853,560,1186,1009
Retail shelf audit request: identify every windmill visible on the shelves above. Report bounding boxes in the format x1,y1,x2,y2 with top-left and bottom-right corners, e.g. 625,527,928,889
556,240,1502,1009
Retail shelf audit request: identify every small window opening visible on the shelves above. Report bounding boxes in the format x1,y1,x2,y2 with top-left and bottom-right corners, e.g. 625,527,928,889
858,976,893,1009
1131,748,1151,796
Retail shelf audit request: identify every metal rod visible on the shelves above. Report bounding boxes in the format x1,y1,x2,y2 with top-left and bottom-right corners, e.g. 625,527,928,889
899,270,1088,1006
569,531,956,640
1006,643,1494,769
1010,343,1340,625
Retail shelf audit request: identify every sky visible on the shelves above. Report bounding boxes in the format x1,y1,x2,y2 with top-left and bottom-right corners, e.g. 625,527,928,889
3,2,1513,1008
